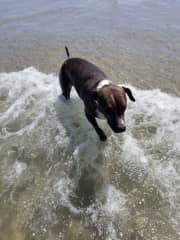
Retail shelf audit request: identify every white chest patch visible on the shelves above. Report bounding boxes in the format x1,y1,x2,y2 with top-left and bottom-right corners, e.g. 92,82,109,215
96,79,112,89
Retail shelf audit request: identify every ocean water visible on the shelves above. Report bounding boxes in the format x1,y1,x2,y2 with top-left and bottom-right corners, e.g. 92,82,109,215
0,0,180,240
1,0,180,95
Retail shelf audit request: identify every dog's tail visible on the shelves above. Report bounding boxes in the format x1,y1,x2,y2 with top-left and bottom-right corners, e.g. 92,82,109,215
65,46,70,58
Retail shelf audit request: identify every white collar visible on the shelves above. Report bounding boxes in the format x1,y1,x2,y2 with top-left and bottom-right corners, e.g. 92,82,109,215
96,79,112,89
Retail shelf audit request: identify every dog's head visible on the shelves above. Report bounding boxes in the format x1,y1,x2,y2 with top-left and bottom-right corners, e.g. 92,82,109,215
93,84,135,133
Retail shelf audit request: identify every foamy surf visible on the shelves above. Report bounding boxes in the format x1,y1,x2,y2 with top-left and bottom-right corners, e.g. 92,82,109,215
0,67,180,239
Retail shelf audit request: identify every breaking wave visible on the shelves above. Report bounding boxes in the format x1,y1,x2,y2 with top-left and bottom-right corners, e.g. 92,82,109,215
0,67,180,239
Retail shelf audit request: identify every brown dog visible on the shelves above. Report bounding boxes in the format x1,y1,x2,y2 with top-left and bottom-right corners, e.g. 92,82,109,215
59,47,135,141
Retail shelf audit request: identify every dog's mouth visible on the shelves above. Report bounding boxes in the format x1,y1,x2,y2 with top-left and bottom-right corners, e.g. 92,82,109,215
112,126,126,133
107,117,126,133
108,123,126,133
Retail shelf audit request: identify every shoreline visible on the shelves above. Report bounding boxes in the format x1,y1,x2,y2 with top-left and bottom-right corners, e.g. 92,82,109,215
0,35,180,97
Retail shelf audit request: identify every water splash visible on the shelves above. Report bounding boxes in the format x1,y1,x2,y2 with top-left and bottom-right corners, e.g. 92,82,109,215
0,67,180,239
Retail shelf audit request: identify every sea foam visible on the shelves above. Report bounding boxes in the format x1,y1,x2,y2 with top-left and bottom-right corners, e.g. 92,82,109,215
0,67,180,239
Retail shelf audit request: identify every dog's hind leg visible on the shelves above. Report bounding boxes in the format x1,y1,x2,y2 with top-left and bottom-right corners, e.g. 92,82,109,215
59,67,72,100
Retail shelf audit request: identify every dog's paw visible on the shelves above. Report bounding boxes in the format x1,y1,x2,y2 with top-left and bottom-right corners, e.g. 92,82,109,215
58,95,69,103
99,133,107,142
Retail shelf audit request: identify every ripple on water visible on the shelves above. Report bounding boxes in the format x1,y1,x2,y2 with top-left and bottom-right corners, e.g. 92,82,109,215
0,67,180,239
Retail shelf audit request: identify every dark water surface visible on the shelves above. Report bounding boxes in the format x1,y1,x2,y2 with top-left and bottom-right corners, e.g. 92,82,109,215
0,1,180,240
1,0,180,94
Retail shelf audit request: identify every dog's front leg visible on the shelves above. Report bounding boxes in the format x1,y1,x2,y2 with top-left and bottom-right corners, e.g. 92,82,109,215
85,110,107,141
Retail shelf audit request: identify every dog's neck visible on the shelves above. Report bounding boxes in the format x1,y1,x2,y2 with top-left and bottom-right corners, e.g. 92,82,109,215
95,79,111,120
96,79,112,89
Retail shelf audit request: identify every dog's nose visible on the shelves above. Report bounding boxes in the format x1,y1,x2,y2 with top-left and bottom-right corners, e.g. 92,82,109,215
118,125,126,132
113,125,126,133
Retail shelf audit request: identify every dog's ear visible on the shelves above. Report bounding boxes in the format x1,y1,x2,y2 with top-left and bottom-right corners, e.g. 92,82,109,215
123,87,135,102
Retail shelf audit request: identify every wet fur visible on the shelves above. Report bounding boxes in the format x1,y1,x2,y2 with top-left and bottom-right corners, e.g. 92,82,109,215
59,47,135,141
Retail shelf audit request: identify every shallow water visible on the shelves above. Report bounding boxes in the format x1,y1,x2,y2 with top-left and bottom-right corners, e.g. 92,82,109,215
1,0,180,95
0,67,180,240
0,0,180,239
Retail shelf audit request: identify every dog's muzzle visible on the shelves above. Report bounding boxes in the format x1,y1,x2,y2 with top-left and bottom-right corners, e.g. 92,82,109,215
108,118,126,133
113,125,126,133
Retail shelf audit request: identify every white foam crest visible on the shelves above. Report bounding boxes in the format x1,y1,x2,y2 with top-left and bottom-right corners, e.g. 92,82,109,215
122,134,148,164
0,111,46,139
155,161,180,205
154,161,180,228
102,184,127,217
129,86,180,126
134,87,179,141
0,67,62,139
3,161,27,182
73,139,99,164
125,86,180,223
103,133,149,186
85,184,128,239
126,85,180,162
0,67,58,122
0,68,180,237
53,179,128,239
53,178,80,215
